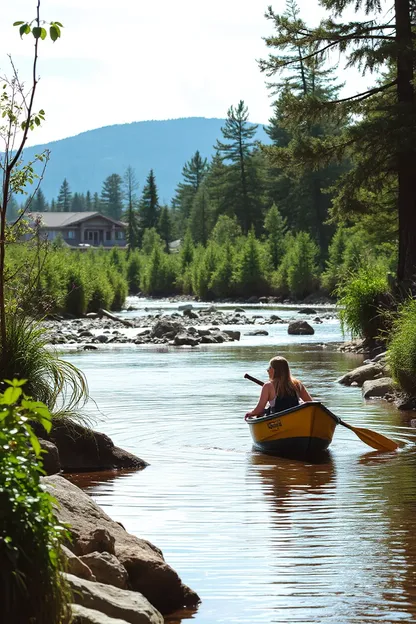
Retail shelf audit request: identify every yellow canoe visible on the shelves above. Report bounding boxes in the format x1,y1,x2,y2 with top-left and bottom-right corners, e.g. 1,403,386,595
245,401,339,455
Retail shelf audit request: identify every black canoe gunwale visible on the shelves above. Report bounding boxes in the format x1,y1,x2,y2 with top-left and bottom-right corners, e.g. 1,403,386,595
245,401,340,426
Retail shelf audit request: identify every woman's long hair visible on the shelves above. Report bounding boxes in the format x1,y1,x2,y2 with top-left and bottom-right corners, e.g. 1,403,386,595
269,356,300,397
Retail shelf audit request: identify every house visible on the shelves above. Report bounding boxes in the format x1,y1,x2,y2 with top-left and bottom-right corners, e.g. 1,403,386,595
26,212,127,248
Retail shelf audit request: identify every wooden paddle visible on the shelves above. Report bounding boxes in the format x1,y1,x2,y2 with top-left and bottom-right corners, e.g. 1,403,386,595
243,373,399,452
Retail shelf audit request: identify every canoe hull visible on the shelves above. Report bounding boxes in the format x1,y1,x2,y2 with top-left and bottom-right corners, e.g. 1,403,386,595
246,402,339,455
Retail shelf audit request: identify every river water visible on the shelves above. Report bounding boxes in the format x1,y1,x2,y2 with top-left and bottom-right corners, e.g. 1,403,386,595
66,300,416,624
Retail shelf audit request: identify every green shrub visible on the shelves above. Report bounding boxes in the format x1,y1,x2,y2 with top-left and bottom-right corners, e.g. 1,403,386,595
88,275,114,312
65,266,89,316
287,231,319,299
234,231,266,296
0,380,70,623
388,298,416,394
108,270,128,311
337,265,389,339
126,251,141,294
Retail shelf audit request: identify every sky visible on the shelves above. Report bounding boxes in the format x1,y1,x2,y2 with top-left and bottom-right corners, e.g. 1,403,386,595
2,0,384,146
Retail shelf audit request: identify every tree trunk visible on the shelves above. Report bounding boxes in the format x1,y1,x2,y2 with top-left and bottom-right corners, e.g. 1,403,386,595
395,0,416,284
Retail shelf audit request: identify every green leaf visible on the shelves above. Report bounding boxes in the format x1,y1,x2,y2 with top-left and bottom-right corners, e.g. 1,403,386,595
40,27,47,40
3,387,22,405
13,21,25,26
27,429,41,457
50,25,59,42
19,24,30,37
54,21,64,27
4,379,27,388
32,26,41,39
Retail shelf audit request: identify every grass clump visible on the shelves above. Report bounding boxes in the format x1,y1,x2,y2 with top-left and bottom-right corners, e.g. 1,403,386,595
388,298,416,395
0,380,71,623
337,264,390,340
1,314,88,421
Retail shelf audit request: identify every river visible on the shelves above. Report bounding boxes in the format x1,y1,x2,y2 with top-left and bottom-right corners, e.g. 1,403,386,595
66,299,416,624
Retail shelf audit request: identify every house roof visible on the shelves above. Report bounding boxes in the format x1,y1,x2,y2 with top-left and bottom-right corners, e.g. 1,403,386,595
27,212,125,228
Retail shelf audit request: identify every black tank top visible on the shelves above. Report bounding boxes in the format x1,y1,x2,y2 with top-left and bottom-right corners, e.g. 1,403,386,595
270,394,299,414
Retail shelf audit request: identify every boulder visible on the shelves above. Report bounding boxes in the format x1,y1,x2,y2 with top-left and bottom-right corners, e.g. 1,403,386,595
75,528,116,556
79,552,129,589
182,308,199,319
223,330,241,341
151,320,183,339
43,476,200,614
62,544,96,581
362,377,395,399
178,303,193,311
298,308,317,315
287,320,315,335
245,330,269,336
66,574,163,624
39,438,61,475
32,420,147,472
173,332,201,346
337,363,383,387
71,604,130,623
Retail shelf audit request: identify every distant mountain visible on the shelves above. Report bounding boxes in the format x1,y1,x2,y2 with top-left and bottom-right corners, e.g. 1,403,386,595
23,118,270,203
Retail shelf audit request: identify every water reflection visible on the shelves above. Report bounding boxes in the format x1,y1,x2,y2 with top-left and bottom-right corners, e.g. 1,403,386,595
65,336,416,623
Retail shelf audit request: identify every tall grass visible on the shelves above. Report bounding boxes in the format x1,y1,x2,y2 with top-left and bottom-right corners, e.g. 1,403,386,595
388,298,416,395
1,314,89,420
337,265,389,340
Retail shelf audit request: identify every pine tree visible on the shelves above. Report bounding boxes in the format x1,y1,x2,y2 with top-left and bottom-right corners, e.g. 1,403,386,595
71,192,85,212
215,100,260,234
172,151,208,235
123,166,140,251
85,191,92,211
139,169,160,231
158,206,172,253
101,174,124,220
189,184,212,245
57,179,72,212
259,0,416,286
264,203,287,270
31,188,48,212
92,192,100,211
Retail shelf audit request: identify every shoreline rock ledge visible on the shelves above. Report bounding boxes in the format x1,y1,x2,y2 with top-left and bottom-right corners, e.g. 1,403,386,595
43,475,200,618
33,419,147,473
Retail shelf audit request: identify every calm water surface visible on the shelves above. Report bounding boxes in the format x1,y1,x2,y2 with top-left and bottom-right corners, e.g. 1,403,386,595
66,302,416,624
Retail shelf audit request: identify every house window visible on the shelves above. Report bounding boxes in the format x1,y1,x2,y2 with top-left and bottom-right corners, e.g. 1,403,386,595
67,230,76,239
106,231,111,241
115,230,124,240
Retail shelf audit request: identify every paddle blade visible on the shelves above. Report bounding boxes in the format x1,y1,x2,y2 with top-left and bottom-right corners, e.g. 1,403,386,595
341,420,399,451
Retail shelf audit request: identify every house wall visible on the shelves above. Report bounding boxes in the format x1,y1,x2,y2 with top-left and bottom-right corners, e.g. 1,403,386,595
39,221,126,248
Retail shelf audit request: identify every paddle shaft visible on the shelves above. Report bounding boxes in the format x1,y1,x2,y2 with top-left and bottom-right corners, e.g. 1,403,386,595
243,372,399,451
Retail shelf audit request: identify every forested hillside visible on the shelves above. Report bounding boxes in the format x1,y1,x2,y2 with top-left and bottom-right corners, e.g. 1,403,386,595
22,117,269,202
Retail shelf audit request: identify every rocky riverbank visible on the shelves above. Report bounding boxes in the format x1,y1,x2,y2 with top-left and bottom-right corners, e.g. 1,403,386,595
337,351,416,412
43,474,200,623
44,304,337,349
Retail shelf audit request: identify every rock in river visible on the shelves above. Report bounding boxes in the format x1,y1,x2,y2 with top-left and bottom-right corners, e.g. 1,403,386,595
287,320,315,335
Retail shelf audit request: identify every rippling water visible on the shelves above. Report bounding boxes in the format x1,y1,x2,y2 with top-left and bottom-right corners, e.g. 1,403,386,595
66,302,416,624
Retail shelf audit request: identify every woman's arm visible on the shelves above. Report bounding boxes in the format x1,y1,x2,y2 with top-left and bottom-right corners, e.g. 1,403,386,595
298,382,313,402
245,382,272,417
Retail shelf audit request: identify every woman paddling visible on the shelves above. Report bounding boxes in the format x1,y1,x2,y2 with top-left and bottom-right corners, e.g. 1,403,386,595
245,356,313,419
